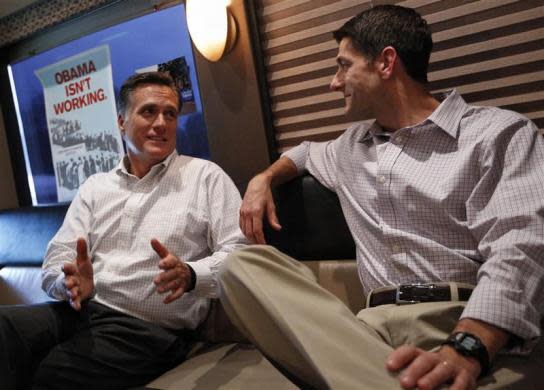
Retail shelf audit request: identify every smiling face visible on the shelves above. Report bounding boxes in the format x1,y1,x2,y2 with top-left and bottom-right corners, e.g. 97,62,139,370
330,37,382,120
118,83,179,178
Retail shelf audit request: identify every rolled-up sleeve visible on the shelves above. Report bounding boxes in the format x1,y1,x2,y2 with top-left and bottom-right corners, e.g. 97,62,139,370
462,117,544,354
282,130,347,191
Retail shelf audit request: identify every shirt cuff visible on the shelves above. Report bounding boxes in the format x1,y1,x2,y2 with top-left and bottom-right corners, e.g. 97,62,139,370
460,283,541,355
50,272,67,301
187,260,218,298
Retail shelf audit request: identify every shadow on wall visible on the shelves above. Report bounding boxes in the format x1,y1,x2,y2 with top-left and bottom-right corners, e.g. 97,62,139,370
178,113,210,160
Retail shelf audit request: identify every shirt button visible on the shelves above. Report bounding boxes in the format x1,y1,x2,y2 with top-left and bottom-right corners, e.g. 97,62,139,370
392,244,400,253
377,175,386,184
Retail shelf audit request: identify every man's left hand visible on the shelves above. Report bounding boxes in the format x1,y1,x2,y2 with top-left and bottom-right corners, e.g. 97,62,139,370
151,239,191,304
386,344,481,390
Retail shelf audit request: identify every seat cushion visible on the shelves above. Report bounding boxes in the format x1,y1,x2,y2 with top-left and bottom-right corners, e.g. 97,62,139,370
0,266,52,305
147,343,296,389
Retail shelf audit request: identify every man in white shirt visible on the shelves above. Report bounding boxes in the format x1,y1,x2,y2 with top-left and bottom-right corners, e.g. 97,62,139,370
0,72,247,389
220,5,544,390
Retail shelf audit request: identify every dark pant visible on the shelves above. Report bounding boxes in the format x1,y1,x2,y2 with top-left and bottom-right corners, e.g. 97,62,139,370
0,301,193,390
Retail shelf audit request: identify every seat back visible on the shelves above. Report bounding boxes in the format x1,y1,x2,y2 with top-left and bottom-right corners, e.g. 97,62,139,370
0,205,69,267
0,205,68,305
264,174,356,261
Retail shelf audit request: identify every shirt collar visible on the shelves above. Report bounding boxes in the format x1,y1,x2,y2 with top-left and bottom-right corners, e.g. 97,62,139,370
358,89,468,142
116,150,178,178
427,89,468,139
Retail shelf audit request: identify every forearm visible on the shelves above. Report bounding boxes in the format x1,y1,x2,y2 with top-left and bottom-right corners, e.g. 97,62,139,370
42,241,76,299
257,156,299,188
199,166,250,297
42,182,93,299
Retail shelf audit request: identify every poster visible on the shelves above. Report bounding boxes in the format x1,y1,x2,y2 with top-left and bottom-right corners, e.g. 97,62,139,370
136,56,196,115
35,45,123,202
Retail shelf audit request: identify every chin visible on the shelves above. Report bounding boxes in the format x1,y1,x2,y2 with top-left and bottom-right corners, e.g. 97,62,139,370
146,148,172,161
345,105,373,121
344,109,364,121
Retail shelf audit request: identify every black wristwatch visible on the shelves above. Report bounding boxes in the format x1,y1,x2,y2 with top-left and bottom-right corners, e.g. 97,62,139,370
442,332,490,377
187,264,196,292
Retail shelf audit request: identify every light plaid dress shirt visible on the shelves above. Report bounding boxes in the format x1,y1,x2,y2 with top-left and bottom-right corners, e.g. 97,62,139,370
43,152,248,330
284,90,544,353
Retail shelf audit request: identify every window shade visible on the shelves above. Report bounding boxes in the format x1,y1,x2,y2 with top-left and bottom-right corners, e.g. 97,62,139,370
255,0,544,153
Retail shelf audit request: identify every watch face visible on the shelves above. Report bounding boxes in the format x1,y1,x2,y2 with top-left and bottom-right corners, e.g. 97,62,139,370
460,337,477,350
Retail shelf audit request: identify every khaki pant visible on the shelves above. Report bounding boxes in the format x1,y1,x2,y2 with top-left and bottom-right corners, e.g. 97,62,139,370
219,246,544,389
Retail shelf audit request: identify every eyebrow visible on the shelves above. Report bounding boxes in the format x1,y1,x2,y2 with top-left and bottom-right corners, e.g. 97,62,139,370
139,102,178,112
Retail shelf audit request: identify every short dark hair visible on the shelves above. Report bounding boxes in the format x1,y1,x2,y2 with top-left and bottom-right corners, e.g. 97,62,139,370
333,5,432,84
117,71,181,115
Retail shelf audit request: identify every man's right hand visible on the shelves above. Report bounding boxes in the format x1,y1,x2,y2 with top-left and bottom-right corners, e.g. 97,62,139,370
240,173,282,244
62,238,94,311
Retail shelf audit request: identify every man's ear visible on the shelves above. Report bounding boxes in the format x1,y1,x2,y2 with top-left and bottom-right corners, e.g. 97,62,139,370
117,114,125,136
378,46,397,80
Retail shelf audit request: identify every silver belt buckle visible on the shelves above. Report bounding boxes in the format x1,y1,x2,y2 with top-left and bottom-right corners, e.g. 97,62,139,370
395,283,434,305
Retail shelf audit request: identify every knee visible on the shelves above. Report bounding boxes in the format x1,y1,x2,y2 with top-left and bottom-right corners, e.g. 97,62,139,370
221,245,280,277
220,246,254,283
33,352,70,390
219,245,314,288
219,245,272,288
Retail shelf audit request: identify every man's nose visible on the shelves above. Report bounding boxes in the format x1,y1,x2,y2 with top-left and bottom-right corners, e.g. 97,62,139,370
153,113,167,128
330,73,342,91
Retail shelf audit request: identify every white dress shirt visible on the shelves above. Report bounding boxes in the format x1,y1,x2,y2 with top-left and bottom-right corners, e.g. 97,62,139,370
43,152,248,330
283,90,544,353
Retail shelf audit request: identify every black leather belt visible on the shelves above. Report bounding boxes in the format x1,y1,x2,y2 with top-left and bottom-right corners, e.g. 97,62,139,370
367,283,473,308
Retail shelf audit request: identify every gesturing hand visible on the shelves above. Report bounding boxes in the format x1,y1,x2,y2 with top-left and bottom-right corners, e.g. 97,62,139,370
386,344,481,390
62,238,94,311
239,174,281,244
151,239,191,304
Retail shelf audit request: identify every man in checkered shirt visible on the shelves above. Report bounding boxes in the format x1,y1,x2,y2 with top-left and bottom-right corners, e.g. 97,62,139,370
221,5,544,390
0,72,247,389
